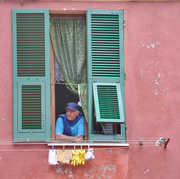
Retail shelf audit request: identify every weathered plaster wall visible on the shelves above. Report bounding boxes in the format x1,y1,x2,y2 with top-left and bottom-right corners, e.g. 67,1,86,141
0,1,180,179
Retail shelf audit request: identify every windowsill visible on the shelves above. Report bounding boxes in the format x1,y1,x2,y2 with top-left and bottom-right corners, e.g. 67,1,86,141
47,141,129,147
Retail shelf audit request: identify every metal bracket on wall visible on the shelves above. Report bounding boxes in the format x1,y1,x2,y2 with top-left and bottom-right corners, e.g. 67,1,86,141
164,138,170,149
124,73,126,80
156,137,170,149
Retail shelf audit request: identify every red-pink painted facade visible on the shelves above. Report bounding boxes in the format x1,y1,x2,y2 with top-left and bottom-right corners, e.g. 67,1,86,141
0,1,180,179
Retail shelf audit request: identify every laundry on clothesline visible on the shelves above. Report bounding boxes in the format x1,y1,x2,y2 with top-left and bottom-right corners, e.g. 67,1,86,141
85,148,95,161
48,149,58,165
48,148,95,166
71,149,86,166
57,150,72,164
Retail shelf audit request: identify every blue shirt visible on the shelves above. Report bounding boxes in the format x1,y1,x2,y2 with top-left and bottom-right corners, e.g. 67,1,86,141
55,116,84,136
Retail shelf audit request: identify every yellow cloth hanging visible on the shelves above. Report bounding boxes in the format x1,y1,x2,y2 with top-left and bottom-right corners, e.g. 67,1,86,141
71,149,86,166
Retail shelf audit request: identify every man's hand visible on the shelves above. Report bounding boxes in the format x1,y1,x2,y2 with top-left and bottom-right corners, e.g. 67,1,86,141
56,134,83,142
74,135,83,142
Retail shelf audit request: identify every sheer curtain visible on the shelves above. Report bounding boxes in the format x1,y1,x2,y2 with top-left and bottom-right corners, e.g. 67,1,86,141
50,19,88,120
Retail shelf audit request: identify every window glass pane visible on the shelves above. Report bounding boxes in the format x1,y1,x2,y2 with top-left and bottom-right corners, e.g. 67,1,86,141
93,105,121,135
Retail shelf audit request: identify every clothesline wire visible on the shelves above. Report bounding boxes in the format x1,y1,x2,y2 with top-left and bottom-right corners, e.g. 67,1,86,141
0,141,161,145
0,137,166,145
0,142,158,145
0,137,164,140
0,145,158,152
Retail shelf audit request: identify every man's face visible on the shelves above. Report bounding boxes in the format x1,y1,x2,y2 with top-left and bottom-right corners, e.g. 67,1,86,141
66,108,79,121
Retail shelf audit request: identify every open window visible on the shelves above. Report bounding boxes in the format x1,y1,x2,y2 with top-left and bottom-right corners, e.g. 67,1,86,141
49,13,87,140
12,8,125,142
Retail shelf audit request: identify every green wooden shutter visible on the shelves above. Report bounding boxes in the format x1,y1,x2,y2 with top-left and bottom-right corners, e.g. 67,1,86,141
93,83,124,123
87,9,125,140
12,9,50,141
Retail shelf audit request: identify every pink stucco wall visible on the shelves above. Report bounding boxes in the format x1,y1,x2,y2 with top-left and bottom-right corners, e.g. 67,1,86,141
0,1,180,179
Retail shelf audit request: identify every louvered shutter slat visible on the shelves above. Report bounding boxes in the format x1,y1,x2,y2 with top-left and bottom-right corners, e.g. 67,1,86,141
93,83,124,123
16,13,45,77
22,85,41,129
91,14,120,78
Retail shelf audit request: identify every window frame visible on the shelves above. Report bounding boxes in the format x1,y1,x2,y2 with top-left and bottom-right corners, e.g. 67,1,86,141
50,9,126,141
12,9,125,142
50,9,126,142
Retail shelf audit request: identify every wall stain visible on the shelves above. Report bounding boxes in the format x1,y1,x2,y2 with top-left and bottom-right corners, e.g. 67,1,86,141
144,169,150,174
55,163,73,177
84,164,117,179
138,54,170,97
54,163,116,178
137,50,176,110
140,41,160,48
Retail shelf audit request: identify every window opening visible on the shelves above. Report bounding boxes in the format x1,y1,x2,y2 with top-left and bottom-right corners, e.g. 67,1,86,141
55,55,80,120
93,103,121,135
50,11,125,141
50,16,87,139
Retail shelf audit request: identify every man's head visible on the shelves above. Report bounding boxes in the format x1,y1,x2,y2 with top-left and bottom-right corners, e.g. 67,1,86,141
66,102,80,121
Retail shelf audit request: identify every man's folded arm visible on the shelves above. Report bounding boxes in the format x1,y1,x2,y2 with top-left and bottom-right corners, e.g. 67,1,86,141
56,134,83,142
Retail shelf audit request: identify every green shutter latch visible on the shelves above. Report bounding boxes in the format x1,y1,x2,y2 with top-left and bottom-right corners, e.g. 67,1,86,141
124,72,126,80
123,20,125,26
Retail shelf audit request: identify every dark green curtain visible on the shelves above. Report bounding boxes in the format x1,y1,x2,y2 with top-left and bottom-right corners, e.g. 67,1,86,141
50,19,88,121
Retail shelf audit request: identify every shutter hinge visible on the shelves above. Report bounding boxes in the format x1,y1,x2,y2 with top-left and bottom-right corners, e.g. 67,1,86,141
50,126,52,133
123,20,125,27
124,72,126,80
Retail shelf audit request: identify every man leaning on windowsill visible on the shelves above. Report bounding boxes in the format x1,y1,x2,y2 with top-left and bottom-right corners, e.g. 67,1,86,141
55,102,84,142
